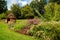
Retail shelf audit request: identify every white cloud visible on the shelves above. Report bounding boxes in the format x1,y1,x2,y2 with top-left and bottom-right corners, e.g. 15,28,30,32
11,0,17,4
7,0,32,10
38,0,40,1
18,1,28,6
18,0,32,6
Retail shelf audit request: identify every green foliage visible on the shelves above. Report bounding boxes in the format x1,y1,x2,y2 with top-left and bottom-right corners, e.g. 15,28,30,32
21,5,34,19
34,8,44,18
11,4,21,18
0,0,7,13
44,3,60,21
29,21,60,40
0,13,6,19
6,10,12,15
30,0,46,14
11,4,34,19
0,21,35,40
14,20,28,30
49,0,60,4
44,3,54,21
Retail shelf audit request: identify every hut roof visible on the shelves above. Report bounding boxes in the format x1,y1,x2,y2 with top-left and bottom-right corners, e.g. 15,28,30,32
7,13,16,19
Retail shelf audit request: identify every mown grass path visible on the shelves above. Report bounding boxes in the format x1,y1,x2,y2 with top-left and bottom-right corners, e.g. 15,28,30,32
0,20,36,40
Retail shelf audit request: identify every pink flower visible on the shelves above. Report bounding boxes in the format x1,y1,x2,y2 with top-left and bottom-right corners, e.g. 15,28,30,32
28,18,39,25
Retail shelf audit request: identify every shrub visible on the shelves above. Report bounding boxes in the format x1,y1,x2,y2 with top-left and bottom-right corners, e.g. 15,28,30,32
44,3,60,21
0,13,6,19
21,5,34,19
29,21,60,40
28,18,39,25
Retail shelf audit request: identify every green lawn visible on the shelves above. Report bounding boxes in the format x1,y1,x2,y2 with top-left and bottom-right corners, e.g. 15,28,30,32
14,19,28,30
0,20,36,40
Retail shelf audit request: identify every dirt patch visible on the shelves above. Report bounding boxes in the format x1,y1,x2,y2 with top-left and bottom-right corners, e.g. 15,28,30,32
16,26,30,35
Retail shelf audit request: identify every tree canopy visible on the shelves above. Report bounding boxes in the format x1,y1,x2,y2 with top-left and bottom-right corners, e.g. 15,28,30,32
21,5,34,19
0,0,7,14
30,0,46,14
11,4,21,18
49,0,60,4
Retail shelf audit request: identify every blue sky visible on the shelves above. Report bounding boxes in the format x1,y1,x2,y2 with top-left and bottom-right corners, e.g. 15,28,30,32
6,0,48,10
7,0,32,10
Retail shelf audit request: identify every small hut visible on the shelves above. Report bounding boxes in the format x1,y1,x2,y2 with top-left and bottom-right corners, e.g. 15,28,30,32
6,13,16,29
6,13,16,23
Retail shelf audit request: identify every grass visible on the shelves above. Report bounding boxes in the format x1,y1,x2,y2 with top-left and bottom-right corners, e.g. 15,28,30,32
14,19,28,30
0,20,36,40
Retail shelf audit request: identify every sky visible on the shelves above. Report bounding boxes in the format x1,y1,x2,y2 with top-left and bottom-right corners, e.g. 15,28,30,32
7,0,32,10
6,0,48,10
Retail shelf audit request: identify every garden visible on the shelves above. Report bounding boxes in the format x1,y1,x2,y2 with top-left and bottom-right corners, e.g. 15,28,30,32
0,0,60,40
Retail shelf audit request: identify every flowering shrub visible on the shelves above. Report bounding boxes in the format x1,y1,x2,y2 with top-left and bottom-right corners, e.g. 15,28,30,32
28,18,39,25
29,21,60,40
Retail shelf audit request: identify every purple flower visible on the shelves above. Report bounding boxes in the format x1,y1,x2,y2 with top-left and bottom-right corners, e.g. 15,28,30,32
28,18,39,25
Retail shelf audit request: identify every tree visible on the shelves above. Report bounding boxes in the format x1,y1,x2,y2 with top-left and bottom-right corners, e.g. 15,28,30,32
30,0,46,14
44,3,60,21
44,3,54,21
49,0,60,4
21,5,34,19
0,0,7,14
30,0,46,18
11,4,21,18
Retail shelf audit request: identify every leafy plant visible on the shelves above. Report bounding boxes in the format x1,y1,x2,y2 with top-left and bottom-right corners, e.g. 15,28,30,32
44,3,60,21
29,21,60,40
0,13,6,19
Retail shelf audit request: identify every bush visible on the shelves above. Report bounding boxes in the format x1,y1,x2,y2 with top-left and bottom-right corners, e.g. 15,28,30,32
0,13,6,19
29,21,60,40
28,18,39,25
44,3,60,21
21,5,34,19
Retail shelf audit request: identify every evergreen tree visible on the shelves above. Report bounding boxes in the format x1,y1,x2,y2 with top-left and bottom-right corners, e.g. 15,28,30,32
11,4,21,19
49,0,60,4
30,0,46,14
0,0,7,13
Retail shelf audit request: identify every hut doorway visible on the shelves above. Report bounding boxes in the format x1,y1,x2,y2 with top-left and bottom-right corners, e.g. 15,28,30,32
8,18,10,21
